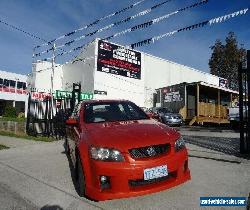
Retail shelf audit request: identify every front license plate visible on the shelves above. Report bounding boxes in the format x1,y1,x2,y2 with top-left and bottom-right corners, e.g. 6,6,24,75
144,165,168,180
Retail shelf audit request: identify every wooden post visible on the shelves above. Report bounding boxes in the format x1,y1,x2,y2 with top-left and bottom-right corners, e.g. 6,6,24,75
218,89,221,120
230,93,233,107
196,84,199,117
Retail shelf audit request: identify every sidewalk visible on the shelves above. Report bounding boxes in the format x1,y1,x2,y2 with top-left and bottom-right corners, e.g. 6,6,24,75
0,135,44,148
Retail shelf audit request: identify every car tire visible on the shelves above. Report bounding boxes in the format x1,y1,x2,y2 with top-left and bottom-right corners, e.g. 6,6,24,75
161,117,166,124
76,154,86,197
65,138,70,156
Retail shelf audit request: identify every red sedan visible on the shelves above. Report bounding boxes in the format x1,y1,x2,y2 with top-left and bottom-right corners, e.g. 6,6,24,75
65,100,190,201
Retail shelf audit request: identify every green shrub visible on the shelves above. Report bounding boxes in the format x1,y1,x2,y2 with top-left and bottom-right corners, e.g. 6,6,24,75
17,112,25,118
3,106,17,118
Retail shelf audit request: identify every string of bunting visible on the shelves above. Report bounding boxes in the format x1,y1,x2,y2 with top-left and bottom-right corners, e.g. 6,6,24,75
130,7,249,49
0,18,47,42
35,7,249,64
37,39,95,61
103,0,208,41
34,0,148,49
33,0,173,57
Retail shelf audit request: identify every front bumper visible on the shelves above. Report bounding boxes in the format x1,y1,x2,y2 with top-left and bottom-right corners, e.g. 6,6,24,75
84,149,191,201
165,119,183,126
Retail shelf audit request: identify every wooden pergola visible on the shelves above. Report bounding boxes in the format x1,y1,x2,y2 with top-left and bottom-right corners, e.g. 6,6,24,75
188,82,238,125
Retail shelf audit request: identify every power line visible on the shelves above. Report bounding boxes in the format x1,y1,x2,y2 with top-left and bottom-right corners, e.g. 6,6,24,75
0,18,47,42
0,17,69,60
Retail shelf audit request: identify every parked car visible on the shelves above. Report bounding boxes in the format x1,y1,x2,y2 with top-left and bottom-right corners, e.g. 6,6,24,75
228,102,248,128
65,100,190,201
140,107,161,121
152,107,183,126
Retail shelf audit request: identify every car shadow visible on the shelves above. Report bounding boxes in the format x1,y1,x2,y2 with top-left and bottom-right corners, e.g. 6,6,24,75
40,205,63,210
184,135,250,160
62,140,79,195
62,141,98,202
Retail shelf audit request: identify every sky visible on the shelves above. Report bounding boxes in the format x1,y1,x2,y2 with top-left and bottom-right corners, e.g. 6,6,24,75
0,0,249,75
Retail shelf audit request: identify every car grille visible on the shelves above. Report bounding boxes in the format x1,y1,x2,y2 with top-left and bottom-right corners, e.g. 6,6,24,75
129,171,176,187
129,144,170,159
172,116,181,119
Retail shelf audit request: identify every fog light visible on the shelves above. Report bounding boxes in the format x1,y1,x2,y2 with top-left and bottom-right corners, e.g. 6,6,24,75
100,175,110,190
100,175,108,183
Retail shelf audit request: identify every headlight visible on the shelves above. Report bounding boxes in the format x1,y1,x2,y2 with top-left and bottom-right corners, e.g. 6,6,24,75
90,147,125,162
175,136,185,151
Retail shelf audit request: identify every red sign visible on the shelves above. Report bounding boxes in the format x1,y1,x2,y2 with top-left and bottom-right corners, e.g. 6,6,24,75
31,92,51,100
0,87,27,94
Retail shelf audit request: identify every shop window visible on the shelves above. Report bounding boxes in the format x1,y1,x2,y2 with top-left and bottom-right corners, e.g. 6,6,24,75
17,82,27,89
10,80,16,88
23,83,27,90
17,81,23,89
3,79,10,87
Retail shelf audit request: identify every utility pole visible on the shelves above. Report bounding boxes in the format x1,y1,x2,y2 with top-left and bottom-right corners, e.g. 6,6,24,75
239,50,250,154
50,43,56,119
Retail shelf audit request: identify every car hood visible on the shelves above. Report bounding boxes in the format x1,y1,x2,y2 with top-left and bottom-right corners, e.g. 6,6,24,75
84,119,180,152
162,113,182,117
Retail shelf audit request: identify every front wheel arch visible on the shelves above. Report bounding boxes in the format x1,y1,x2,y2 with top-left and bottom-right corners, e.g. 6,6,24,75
75,148,86,197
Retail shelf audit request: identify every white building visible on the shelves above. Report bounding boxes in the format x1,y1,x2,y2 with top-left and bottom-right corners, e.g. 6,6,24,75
0,70,28,116
31,38,223,108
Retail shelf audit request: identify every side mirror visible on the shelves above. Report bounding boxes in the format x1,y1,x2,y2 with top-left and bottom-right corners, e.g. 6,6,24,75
146,112,153,118
66,118,79,126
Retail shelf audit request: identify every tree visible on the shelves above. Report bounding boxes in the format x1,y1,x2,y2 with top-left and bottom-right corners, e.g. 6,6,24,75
209,32,245,90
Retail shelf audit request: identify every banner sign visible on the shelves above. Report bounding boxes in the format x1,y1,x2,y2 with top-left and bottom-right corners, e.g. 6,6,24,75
97,40,141,79
55,90,93,100
31,92,51,101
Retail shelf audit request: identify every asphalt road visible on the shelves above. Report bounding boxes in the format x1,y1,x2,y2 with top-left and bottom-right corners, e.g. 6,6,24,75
0,134,249,210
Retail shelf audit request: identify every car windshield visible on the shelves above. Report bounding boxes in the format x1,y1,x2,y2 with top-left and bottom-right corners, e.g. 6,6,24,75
84,101,150,123
159,108,173,113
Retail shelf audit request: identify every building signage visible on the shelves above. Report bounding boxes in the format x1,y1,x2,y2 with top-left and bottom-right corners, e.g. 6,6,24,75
97,40,141,79
0,87,27,95
161,84,185,113
94,90,107,95
163,87,183,103
31,92,51,101
219,78,228,88
30,91,93,101
55,90,93,100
